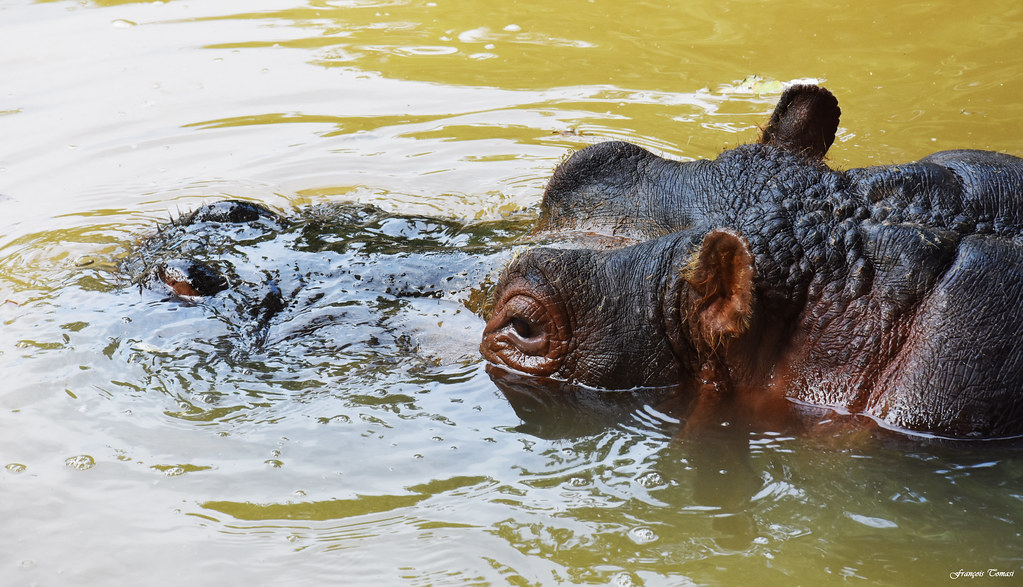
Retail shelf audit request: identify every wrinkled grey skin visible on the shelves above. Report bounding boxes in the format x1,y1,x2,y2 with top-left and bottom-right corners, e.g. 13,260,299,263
482,85,1023,439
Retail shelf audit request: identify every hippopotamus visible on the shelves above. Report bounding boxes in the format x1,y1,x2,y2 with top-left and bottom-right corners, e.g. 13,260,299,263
125,200,528,362
480,84,1023,439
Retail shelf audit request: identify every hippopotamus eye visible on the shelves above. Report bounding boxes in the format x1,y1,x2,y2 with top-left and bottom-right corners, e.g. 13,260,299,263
480,285,571,378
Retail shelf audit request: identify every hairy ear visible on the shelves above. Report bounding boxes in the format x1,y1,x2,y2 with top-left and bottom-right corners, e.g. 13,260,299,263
686,229,755,348
760,84,841,159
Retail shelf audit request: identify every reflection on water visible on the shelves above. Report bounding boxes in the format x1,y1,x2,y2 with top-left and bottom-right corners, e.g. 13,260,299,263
488,366,681,440
2,0,1023,584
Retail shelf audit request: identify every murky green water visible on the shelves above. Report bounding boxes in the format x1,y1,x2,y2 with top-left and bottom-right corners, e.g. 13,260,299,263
2,0,1022,584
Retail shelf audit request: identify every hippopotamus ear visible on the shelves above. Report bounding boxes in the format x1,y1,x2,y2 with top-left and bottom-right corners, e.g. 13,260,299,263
760,84,841,159
685,229,755,348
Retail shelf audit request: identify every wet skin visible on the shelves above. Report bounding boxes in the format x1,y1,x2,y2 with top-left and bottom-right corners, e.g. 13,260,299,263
481,85,1023,439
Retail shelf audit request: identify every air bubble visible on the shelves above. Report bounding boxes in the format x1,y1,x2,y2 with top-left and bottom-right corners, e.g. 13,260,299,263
627,526,658,544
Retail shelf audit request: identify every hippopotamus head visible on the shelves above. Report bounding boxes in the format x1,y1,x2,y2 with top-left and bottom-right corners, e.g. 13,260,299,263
481,85,840,392
481,84,1023,439
481,226,760,392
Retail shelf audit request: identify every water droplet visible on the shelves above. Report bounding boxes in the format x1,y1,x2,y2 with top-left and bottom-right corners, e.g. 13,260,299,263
65,455,95,470
265,459,284,468
5,463,27,473
111,19,137,28
503,24,521,32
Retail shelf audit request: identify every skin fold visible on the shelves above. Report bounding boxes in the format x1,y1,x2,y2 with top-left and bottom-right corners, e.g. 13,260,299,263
481,85,1023,439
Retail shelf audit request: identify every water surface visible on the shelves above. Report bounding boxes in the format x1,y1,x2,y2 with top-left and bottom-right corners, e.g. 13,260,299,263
2,0,1022,584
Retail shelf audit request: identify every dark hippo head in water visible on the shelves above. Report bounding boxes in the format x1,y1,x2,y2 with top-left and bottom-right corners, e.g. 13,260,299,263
125,199,533,368
482,84,1023,439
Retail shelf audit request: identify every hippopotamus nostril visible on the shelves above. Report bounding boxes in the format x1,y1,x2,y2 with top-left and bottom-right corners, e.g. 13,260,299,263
498,297,550,355
485,294,551,354
510,317,532,338
481,287,571,377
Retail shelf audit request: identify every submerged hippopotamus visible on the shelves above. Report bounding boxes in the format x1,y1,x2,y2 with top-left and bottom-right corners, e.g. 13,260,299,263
481,85,1023,439
125,200,527,365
